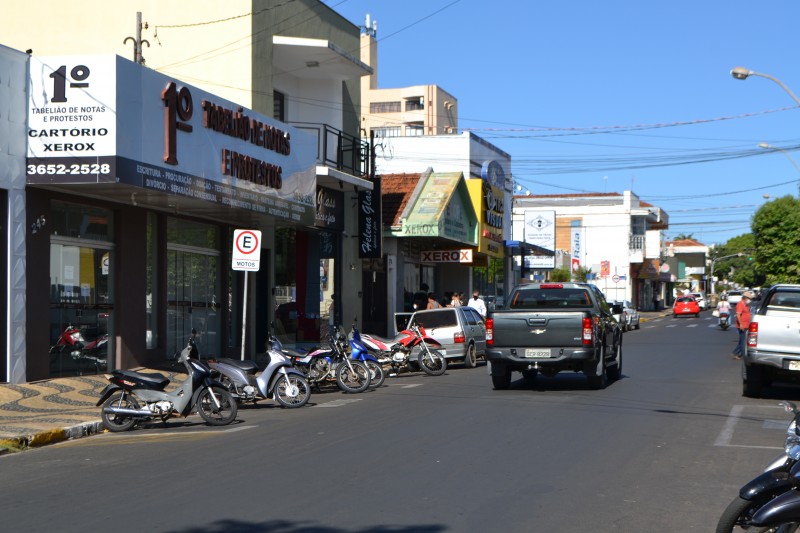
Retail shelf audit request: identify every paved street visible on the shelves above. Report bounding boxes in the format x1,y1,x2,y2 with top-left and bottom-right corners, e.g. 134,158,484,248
2,312,798,532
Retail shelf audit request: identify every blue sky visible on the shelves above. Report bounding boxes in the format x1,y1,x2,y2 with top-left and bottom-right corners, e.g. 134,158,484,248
328,0,800,245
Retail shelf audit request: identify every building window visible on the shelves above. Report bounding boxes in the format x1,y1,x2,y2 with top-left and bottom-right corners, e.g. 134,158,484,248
274,90,285,122
372,126,401,138
370,101,401,113
146,212,158,349
49,201,114,378
405,98,424,111
406,123,424,136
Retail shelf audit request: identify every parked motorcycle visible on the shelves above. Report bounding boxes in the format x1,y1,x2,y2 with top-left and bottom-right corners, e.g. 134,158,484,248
743,462,800,531
96,336,238,432
281,327,371,393
719,312,730,331
348,322,385,388
716,401,800,532
360,322,447,376
208,340,311,408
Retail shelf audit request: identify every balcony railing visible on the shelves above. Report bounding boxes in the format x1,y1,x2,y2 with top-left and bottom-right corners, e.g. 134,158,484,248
289,122,371,179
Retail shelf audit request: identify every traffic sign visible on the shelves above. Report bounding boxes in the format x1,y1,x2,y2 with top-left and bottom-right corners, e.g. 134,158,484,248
612,274,621,283
232,229,262,271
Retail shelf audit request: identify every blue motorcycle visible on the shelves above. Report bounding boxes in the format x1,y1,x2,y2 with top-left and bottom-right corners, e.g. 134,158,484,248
349,322,386,388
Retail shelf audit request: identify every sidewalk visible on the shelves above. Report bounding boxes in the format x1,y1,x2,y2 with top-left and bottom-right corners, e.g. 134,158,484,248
0,367,180,454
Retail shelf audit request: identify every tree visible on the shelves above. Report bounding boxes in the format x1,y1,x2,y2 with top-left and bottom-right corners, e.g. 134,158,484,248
572,265,593,282
673,233,694,241
752,195,800,284
550,267,571,282
714,234,763,288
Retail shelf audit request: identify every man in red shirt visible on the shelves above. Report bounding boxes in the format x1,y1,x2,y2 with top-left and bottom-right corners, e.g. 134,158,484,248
732,290,755,359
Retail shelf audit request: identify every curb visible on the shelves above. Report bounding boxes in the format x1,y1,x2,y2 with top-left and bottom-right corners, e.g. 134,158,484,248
0,420,105,453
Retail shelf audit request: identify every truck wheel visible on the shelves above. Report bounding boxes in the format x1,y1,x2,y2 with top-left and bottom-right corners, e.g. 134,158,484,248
491,365,511,390
607,342,622,381
586,352,607,390
743,363,764,398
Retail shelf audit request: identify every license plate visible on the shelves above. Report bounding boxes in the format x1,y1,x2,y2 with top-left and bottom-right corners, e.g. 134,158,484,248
525,349,551,358
789,361,800,371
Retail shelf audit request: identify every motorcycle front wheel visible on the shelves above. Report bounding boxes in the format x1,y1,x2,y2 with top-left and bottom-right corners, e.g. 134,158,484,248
197,386,238,426
274,374,311,408
100,392,140,432
365,360,386,388
336,360,371,393
419,348,447,376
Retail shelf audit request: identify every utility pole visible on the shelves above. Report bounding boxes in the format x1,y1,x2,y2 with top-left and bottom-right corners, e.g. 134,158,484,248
123,12,149,64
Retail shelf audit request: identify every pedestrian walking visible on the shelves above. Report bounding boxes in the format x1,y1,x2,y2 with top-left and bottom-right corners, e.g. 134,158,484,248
427,292,441,309
732,290,755,359
450,292,462,307
468,290,487,317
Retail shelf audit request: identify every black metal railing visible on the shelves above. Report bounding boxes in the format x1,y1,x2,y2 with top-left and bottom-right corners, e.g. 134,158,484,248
289,122,371,179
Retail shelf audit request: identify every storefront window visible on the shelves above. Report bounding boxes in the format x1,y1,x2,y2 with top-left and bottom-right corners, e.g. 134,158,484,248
319,231,337,338
146,213,158,349
49,202,114,378
273,227,297,342
166,218,221,360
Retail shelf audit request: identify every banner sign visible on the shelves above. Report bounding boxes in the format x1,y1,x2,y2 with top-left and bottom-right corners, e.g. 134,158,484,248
27,55,317,225
523,210,556,269
358,177,382,258
421,249,473,263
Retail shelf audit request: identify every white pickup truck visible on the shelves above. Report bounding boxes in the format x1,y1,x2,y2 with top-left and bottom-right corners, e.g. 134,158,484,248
743,284,800,397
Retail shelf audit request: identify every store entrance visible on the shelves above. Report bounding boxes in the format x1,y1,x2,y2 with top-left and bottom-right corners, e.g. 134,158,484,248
166,247,221,359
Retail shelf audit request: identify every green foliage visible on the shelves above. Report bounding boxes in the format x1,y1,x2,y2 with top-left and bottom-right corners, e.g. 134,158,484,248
673,233,694,240
714,233,763,288
549,267,572,282
752,195,800,284
572,265,593,282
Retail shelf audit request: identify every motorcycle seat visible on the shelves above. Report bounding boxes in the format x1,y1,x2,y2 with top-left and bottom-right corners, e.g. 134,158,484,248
216,358,259,374
281,347,310,358
113,369,170,390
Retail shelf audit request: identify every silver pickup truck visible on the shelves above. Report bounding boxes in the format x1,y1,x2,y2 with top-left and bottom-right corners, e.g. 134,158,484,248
743,284,800,397
485,282,623,390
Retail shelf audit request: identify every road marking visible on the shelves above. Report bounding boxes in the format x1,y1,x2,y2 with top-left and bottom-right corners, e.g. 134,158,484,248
316,398,363,408
401,384,423,389
687,324,698,328
715,405,784,449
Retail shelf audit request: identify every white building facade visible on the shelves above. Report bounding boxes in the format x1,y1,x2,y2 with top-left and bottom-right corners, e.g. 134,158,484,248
512,191,670,309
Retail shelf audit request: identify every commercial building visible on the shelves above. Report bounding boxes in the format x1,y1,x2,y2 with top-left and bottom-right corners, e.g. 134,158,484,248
512,191,670,309
1,2,374,382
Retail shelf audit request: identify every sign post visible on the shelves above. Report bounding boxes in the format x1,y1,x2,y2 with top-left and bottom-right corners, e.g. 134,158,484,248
232,229,262,360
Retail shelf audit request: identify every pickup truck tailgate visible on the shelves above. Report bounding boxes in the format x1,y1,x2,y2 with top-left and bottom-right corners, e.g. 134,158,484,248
491,311,586,347
755,309,800,356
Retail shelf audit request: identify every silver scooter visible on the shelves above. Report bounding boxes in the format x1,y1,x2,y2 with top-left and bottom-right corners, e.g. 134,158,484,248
96,337,238,432
209,339,311,409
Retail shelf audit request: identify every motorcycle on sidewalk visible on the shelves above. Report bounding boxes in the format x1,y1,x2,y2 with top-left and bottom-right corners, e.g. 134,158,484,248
716,401,800,532
280,327,371,394
208,336,311,409
96,336,238,432
359,322,447,377
348,322,385,388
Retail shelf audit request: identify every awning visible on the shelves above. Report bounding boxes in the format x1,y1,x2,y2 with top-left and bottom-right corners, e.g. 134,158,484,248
391,172,478,246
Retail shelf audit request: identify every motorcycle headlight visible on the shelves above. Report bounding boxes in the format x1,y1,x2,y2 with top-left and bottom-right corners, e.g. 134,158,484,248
787,444,800,461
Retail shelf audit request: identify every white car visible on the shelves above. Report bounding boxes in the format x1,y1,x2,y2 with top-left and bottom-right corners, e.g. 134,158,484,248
689,292,707,310
727,290,743,306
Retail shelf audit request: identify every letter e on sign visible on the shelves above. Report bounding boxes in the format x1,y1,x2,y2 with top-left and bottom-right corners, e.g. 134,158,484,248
232,229,262,271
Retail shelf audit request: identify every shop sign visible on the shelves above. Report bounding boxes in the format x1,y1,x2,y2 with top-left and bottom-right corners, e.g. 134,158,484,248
421,249,473,263
315,186,344,231
27,55,317,225
358,177,382,258
523,210,556,269
570,226,584,271
232,229,262,271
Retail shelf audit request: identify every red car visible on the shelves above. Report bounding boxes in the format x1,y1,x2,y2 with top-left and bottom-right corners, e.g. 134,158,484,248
673,296,700,318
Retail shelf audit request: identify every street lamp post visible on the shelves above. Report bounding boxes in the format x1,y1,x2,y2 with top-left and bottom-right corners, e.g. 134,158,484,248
708,252,744,295
730,67,800,106
758,142,800,198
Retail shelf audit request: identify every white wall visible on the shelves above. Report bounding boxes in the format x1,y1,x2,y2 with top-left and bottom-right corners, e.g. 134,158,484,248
0,44,28,383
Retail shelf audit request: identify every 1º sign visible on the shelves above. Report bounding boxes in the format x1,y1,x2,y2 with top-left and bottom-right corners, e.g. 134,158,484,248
232,229,262,271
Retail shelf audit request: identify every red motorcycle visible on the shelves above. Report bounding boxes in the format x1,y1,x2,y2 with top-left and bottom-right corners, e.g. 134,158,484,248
360,322,447,376
49,324,106,375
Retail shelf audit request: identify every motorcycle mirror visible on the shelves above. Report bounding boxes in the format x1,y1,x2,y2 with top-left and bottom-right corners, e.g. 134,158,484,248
781,400,798,414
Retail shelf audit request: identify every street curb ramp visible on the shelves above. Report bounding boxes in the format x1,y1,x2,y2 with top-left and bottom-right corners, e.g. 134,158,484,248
0,421,105,454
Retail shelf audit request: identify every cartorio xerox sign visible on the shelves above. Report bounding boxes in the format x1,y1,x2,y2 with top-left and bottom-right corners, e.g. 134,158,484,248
27,54,316,225
421,249,473,263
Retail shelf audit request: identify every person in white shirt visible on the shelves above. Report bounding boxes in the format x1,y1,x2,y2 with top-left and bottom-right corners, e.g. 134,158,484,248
468,290,487,317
